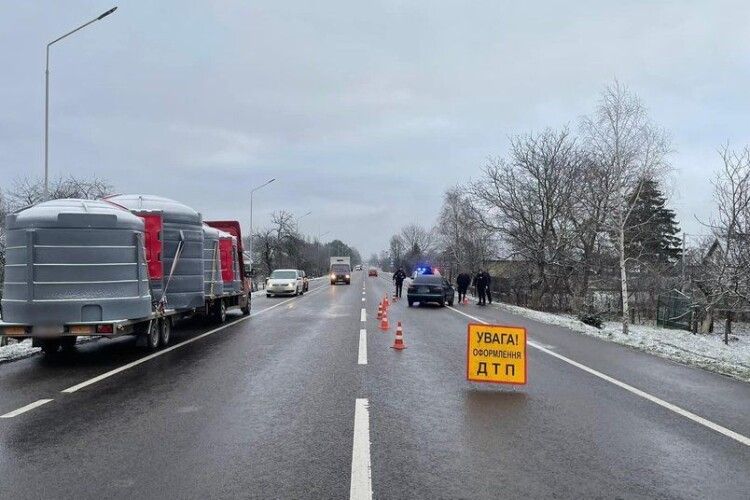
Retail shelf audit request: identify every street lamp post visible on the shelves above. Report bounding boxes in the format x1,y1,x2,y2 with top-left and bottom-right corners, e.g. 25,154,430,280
44,6,118,200
296,210,312,237
249,177,276,264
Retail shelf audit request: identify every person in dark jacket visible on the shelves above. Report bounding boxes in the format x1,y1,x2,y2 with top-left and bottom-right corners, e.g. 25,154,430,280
456,272,471,304
393,268,407,298
473,270,487,305
482,270,492,304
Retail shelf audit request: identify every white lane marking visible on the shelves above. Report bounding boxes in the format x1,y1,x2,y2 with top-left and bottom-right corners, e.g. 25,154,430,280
350,398,373,500
1,399,54,419
361,297,365,302
447,306,750,448
360,308,366,322
62,285,328,394
358,329,367,365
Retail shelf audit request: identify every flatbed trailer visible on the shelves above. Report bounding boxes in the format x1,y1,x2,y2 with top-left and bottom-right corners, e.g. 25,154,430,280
0,288,250,354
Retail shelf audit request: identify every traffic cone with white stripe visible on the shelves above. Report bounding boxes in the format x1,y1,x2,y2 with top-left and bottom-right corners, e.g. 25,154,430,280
463,296,468,305
379,311,390,331
377,303,383,320
391,321,406,350
384,294,390,308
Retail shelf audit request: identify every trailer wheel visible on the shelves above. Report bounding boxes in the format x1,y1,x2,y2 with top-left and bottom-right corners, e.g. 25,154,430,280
146,320,160,351
40,339,61,355
60,336,77,352
241,299,250,315
214,300,227,323
159,318,171,347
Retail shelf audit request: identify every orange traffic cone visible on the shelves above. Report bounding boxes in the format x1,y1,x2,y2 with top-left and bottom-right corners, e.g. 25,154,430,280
391,321,406,349
384,294,390,307
463,296,468,305
379,312,390,331
377,303,383,320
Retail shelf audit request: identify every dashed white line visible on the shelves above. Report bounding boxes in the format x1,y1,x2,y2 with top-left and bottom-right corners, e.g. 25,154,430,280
360,308,366,322
358,329,367,365
1,399,54,418
349,398,373,500
447,306,750,448
361,297,365,302
61,285,329,394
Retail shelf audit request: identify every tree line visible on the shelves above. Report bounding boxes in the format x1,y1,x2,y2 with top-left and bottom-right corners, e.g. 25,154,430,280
249,211,362,283
376,81,750,336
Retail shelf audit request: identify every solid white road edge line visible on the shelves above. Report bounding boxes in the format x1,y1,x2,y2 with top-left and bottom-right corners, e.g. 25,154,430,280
1,399,54,419
447,306,750,448
358,329,367,365
60,285,329,394
360,308,366,322
350,398,373,500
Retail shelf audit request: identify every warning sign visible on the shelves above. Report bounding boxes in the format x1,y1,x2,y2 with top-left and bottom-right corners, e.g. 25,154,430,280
466,323,527,384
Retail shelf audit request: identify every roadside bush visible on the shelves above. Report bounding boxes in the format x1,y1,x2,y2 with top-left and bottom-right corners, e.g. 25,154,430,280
578,313,603,329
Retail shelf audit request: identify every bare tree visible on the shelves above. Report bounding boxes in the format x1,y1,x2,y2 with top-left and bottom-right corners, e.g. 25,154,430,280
581,81,671,334
436,186,494,276
691,144,750,333
6,175,113,210
471,128,582,308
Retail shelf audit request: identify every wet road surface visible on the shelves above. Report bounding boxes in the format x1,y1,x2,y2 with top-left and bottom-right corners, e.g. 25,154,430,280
0,272,748,499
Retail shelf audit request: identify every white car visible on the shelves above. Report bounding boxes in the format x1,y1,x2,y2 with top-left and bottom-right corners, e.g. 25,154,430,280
266,269,304,297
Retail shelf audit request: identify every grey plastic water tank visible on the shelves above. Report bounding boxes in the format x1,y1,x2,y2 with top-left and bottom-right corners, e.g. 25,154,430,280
202,224,223,298
1,199,152,325
107,194,205,310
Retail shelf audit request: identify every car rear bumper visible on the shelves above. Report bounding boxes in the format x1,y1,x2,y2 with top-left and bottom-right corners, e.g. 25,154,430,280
407,293,444,302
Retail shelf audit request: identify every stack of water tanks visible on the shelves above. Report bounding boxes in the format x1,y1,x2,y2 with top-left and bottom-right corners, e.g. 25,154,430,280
0,199,152,324
106,194,206,310
1,194,245,326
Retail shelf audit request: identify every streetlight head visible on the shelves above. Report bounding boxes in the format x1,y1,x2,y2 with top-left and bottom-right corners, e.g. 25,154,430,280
97,6,118,20
268,178,276,183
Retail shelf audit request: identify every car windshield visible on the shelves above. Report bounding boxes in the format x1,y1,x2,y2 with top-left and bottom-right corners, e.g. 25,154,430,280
331,265,350,273
412,275,443,285
270,270,297,279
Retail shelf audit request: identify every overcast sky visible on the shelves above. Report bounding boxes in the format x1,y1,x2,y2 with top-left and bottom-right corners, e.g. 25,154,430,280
2,1,750,257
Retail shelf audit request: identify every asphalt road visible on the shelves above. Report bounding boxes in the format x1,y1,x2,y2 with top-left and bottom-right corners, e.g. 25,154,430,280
0,272,748,499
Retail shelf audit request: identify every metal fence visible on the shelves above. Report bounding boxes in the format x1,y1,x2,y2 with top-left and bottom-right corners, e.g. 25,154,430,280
656,290,693,331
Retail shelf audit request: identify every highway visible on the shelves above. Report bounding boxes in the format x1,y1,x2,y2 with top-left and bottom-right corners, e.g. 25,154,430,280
0,271,748,499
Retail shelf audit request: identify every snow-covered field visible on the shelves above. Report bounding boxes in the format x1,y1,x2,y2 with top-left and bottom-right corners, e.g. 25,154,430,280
488,301,750,383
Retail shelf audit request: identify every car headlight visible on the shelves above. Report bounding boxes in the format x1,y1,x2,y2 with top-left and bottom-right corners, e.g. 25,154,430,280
345,274,350,279
330,274,336,279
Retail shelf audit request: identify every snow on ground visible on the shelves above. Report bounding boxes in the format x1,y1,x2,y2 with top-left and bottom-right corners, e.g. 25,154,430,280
0,339,39,363
0,336,101,364
487,300,750,383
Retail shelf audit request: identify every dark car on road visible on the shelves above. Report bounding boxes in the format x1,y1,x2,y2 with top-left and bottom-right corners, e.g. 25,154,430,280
407,275,455,307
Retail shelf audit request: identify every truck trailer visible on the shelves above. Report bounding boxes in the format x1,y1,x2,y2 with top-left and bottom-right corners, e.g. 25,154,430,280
0,196,251,354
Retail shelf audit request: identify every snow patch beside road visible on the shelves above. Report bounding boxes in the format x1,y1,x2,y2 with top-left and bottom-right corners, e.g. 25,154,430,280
0,339,39,363
488,301,750,382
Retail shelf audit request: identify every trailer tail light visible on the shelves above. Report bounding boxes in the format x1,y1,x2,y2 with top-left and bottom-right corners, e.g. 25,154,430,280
139,213,163,280
219,238,234,283
96,324,114,334
2,326,27,336
69,325,95,335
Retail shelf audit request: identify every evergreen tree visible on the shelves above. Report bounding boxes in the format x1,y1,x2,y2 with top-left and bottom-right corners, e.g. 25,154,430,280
624,178,682,265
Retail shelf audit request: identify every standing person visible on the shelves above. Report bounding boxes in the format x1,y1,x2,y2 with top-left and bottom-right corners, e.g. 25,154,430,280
393,268,407,298
473,270,486,305
482,270,493,304
456,271,470,304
